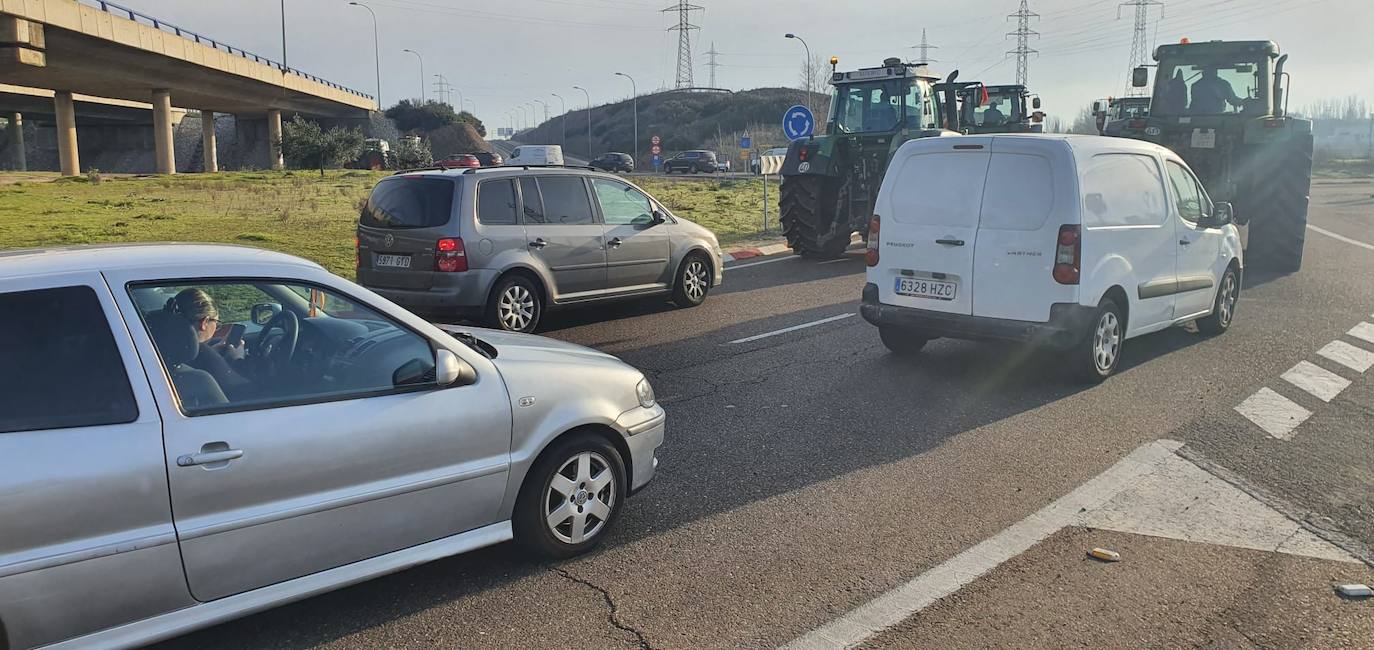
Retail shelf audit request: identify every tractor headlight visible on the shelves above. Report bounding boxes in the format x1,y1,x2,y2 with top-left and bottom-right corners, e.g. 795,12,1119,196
636,377,656,409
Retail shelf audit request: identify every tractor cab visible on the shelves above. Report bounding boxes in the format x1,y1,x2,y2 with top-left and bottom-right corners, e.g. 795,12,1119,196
955,84,1042,134
1093,96,1152,137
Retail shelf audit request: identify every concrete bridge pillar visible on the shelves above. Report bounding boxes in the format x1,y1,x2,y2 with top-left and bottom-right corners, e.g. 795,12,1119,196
53,91,79,176
6,113,24,171
151,89,175,174
267,109,283,170
201,111,218,173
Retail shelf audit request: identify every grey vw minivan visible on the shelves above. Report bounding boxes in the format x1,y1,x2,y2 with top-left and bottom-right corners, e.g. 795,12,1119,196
357,167,723,332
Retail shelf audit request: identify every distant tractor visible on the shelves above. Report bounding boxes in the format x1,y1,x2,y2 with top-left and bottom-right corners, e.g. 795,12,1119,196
778,57,954,258
1092,96,1152,137
948,83,1045,134
1120,39,1312,272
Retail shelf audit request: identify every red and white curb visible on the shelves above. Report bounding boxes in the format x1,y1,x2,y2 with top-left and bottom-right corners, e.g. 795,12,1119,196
721,242,793,263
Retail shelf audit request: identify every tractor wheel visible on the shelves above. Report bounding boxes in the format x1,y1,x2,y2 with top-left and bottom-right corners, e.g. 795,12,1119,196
779,175,851,259
1245,133,1312,274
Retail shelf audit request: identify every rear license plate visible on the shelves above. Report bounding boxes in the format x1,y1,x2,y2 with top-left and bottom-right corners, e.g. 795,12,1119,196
375,254,412,269
895,276,957,300
1191,128,1216,149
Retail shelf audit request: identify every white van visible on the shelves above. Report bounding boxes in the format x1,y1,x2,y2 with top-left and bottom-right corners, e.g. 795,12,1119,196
505,144,565,166
861,134,1242,381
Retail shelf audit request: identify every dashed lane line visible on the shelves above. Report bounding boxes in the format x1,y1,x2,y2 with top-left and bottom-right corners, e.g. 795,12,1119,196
1348,322,1374,346
1281,360,1351,403
727,313,855,344
1307,224,1374,252
726,255,798,270
1234,387,1312,440
1318,340,1374,373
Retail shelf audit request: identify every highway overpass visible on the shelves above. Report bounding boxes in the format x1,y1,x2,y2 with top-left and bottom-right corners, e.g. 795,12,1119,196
1,0,377,174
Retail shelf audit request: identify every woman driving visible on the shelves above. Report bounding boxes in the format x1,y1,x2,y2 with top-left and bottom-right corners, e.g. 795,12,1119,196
166,288,252,398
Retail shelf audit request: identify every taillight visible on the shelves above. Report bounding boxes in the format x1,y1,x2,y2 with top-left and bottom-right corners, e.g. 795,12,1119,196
354,237,360,269
798,147,808,162
1127,118,1146,129
1052,225,1080,285
866,215,881,267
1263,118,1284,128
435,237,468,272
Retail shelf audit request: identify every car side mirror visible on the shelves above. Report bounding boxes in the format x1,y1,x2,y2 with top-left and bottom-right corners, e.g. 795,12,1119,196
435,349,476,387
1209,202,1234,227
651,209,667,225
1032,97,1042,110
1131,66,1149,88
251,303,281,326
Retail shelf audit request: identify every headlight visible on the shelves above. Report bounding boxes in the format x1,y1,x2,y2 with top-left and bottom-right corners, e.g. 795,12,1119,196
636,377,656,408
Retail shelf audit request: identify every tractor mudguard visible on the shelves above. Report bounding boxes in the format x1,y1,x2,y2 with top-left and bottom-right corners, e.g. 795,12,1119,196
780,136,839,177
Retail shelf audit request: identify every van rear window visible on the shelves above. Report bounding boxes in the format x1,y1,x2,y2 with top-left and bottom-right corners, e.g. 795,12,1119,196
979,153,1054,231
889,151,989,227
360,178,456,229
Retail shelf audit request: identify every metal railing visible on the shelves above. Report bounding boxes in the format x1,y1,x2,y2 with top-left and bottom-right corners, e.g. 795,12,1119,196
78,0,375,102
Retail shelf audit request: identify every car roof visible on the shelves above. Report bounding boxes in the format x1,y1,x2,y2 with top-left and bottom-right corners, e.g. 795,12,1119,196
0,243,323,278
387,165,622,182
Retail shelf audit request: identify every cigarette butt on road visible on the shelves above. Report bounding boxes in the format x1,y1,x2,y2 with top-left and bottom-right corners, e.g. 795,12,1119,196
1336,584,1372,598
1087,547,1121,563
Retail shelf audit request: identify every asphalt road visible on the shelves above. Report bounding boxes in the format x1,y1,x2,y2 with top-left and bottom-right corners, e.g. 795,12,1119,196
154,179,1374,649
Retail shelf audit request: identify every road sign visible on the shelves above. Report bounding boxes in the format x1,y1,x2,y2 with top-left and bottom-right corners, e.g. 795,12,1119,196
651,135,661,145
740,135,752,149
651,154,662,169
783,105,815,141
650,144,662,155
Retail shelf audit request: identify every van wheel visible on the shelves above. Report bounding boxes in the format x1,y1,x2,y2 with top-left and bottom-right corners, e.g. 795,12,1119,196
672,254,711,307
513,432,626,559
1197,265,1239,336
1077,298,1124,383
880,326,929,356
486,274,542,333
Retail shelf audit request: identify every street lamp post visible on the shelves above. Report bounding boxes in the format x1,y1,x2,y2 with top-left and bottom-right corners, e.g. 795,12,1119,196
402,49,424,103
463,98,476,116
550,93,567,149
614,72,638,170
533,99,548,129
573,85,592,160
347,2,381,108
785,33,813,114
280,0,288,72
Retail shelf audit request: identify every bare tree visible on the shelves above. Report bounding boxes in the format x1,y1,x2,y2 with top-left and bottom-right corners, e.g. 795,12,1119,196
1303,95,1370,121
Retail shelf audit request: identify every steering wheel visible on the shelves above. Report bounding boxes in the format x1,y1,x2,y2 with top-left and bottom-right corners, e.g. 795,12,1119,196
255,309,299,368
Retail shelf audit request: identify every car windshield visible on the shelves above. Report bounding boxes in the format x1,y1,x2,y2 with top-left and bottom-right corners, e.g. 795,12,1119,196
1152,59,1264,116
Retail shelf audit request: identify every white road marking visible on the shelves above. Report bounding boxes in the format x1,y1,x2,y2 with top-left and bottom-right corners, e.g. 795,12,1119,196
818,257,854,265
1318,340,1374,373
728,313,855,344
726,255,797,270
782,439,1357,649
1307,224,1374,251
1348,322,1374,345
1281,360,1351,403
1234,387,1312,440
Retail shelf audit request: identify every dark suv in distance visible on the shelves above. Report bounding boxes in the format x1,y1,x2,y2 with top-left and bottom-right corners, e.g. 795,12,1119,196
472,151,504,167
663,150,717,174
590,152,635,173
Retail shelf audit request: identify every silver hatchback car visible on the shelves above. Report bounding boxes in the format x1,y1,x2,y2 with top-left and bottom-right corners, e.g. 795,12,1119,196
0,244,663,649
356,166,724,332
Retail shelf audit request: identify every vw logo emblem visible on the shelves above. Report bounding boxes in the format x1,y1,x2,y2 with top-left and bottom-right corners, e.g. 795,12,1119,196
383,233,395,248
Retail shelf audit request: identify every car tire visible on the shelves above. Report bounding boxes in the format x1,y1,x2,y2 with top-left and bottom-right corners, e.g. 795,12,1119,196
513,432,627,559
672,254,712,307
879,326,928,356
1197,265,1240,336
485,274,543,333
1076,297,1125,383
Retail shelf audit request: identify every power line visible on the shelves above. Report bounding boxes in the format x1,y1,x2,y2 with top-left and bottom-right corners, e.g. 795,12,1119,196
663,1,703,89
911,28,939,65
1007,0,1040,86
1121,0,1164,95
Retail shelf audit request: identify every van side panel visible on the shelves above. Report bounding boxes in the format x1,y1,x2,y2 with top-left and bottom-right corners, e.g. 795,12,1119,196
970,140,1078,322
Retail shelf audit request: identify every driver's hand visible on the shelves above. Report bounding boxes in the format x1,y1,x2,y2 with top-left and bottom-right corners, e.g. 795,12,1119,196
221,340,246,361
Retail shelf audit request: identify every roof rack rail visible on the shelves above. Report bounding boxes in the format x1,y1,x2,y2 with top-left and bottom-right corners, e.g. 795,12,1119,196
391,166,449,175
460,164,600,174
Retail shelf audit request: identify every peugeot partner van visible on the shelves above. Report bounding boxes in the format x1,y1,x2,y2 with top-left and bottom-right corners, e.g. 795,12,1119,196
506,145,565,167
861,134,1242,381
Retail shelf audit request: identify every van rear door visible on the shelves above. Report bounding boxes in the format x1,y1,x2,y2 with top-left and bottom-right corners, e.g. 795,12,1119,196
873,138,992,316
356,175,459,291
969,138,1076,322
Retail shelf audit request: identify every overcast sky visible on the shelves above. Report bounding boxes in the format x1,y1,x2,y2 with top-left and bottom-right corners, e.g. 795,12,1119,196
123,0,1373,130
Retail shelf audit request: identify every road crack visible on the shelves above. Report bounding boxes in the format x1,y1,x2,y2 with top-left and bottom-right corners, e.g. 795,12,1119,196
551,567,653,649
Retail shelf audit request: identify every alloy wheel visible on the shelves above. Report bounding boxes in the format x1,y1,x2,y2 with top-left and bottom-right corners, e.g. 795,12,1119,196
499,285,536,331
684,260,708,302
544,451,616,544
1093,311,1121,374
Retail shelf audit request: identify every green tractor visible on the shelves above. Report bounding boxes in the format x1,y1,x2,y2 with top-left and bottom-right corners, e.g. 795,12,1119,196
948,83,1044,134
778,57,954,258
1122,40,1312,272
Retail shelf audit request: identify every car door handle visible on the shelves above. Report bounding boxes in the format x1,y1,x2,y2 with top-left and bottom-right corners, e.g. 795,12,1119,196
607,237,623,248
1179,239,1192,246
177,448,244,467
528,239,547,249
935,238,965,246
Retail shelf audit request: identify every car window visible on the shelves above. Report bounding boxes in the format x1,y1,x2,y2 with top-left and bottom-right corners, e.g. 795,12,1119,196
593,179,654,226
520,177,547,224
1081,154,1168,228
130,280,440,416
536,176,596,225
360,177,456,229
477,179,519,225
979,153,1053,231
1166,160,1206,222
0,286,138,433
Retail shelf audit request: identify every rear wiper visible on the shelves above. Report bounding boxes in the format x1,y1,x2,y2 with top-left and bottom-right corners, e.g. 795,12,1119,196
449,331,497,358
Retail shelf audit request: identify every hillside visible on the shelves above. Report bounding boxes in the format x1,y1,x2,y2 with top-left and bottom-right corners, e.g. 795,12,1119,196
519,87,829,161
